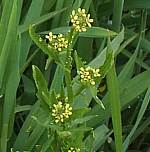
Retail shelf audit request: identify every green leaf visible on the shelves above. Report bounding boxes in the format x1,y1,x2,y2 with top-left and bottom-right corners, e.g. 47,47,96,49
43,26,117,38
123,86,150,152
49,90,57,105
32,65,48,94
0,0,14,55
131,115,150,143
13,102,40,150
74,50,85,72
50,66,64,93
100,38,114,78
40,135,54,152
15,105,32,113
19,8,67,33
106,62,123,152
0,0,19,151
45,56,53,70
88,86,105,109
118,35,141,85
22,123,46,151
79,27,117,38
57,131,72,139
73,0,83,9
19,0,45,69
0,0,17,90
124,0,150,9
92,125,110,151
51,0,65,28
32,65,50,106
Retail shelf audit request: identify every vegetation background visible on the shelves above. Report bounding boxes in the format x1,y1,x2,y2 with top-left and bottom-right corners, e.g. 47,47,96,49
0,0,150,152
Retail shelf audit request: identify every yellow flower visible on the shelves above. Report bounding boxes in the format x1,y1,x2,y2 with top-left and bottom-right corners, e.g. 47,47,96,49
70,8,93,32
45,32,53,41
45,32,69,52
79,66,101,85
68,147,80,152
52,101,72,123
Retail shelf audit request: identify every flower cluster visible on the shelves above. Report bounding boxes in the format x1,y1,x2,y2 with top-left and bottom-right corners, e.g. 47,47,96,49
45,32,69,52
68,147,80,152
79,66,101,85
70,8,93,32
52,100,72,123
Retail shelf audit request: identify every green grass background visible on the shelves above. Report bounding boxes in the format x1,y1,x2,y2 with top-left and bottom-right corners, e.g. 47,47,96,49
0,0,150,152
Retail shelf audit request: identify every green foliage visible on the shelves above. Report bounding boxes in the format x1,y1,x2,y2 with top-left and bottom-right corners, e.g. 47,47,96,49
0,0,150,152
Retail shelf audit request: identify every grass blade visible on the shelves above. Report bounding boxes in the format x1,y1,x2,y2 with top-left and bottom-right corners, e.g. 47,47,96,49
0,0,19,149
106,62,123,152
112,0,124,32
19,8,67,33
123,86,150,151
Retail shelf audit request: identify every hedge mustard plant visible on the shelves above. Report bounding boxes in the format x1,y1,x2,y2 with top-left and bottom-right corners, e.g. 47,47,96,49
30,8,111,152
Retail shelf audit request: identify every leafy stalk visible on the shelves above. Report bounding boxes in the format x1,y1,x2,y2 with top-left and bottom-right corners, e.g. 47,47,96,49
64,29,75,103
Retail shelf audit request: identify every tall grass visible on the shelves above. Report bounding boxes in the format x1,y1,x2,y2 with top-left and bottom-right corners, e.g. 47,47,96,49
0,0,150,152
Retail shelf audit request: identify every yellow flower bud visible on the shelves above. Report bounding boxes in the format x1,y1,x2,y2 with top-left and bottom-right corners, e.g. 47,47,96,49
70,8,93,32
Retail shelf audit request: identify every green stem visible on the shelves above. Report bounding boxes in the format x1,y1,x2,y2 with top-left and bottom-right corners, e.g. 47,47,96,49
112,0,124,32
111,0,124,151
107,63,123,152
64,29,74,103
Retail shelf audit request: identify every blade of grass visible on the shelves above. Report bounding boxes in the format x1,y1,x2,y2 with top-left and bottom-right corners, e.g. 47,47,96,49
1,0,19,150
124,0,150,9
118,35,141,85
13,102,40,150
122,50,149,70
126,29,150,54
106,62,123,152
19,0,45,69
90,27,124,67
40,135,54,152
60,0,74,26
73,0,83,9
123,86,150,151
131,115,150,143
51,0,64,28
82,0,92,10
92,125,110,151
77,37,93,62
20,49,39,75
15,105,32,113
0,0,14,55
111,0,124,151
22,125,45,151
112,0,124,32
19,8,67,33
0,0,17,89
50,66,64,93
